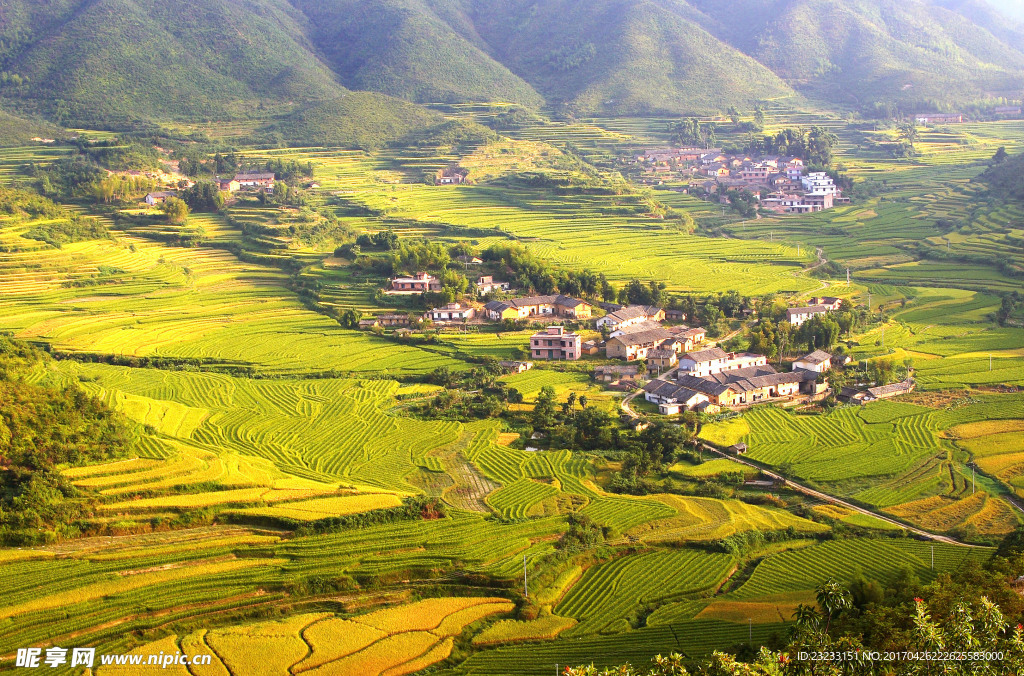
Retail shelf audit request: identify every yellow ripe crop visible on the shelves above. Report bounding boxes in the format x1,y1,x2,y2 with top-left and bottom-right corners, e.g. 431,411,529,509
472,615,577,646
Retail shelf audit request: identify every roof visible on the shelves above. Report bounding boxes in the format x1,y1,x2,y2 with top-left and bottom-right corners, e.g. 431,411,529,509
679,327,706,339
596,364,639,373
146,191,175,198
786,305,828,316
235,172,274,180
642,380,704,403
602,305,661,324
648,349,676,359
682,347,728,363
797,350,832,365
503,295,588,309
484,300,513,312
867,379,915,397
609,327,673,347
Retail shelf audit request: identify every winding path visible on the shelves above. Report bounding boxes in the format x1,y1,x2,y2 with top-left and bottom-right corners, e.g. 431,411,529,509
701,444,979,547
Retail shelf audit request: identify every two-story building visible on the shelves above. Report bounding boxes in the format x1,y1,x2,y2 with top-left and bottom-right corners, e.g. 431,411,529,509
390,273,442,293
792,349,833,374
678,348,767,377
605,327,674,361
476,276,511,295
430,303,475,322
530,326,582,361
786,304,829,326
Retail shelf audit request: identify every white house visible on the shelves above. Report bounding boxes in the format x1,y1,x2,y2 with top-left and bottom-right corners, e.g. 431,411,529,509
793,350,833,373
596,305,664,332
430,303,475,322
800,172,838,196
678,348,768,377
786,305,829,326
476,275,511,295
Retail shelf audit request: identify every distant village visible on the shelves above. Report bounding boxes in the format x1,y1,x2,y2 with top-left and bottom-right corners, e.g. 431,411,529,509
630,147,850,214
363,268,909,415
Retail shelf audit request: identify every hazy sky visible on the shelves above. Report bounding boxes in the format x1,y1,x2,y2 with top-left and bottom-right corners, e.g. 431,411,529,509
986,0,1024,22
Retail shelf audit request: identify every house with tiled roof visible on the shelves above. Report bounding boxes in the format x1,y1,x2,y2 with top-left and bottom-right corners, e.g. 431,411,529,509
596,305,664,332
605,327,674,361
483,295,592,321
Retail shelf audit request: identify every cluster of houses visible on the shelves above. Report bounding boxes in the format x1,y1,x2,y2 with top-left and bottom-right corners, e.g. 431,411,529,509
643,348,835,414
632,147,848,213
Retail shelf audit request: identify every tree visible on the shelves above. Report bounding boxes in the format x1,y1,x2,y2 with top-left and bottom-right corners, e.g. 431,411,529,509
993,146,1009,164
161,197,190,225
753,105,766,129
180,182,224,212
532,385,557,430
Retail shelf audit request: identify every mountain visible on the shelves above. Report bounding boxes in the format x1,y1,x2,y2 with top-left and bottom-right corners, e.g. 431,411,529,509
291,0,544,107
0,0,347,124
0,0,1020,129
464,0,795,115
686,0,1024,109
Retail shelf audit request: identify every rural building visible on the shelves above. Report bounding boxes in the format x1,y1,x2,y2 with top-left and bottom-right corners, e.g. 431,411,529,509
657,365,808,408
865,379,916,401
437,165,468,184
801,172,839,196
665,309,685,321
678,348,767,378
476,276,510,295
390,273,442,293
144,191,176,205
455,255,483,266
217,178,240,192
483,295,592,321
430,303,475,322
994,106,1022,117
581,340,600,356
605,327,674,361
793,350,833,373
596,305,665,331
914,114,964,124
378,313,409,327
358,318,380,330
647,348,678,371
671,327,707,352
786,305,829,326
728,443,748,455
529,326,582,361
234,172,275,188
609,320,663,339
499,360,533,373
810,297,843,311
594,364,640,382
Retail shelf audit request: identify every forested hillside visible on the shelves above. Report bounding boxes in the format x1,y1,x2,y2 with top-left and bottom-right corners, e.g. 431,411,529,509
0,0,1020,127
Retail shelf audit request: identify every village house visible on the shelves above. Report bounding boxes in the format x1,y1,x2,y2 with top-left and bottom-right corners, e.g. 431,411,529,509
647,348,678,371
865,379,915,401
483,295,592,321
357,318,380,330
581,340,600,356
665,309,685,322
217,178,240,192
647,364,809,409
605,327,674,361
994,106,1022,117
429,303,475,322
596,305,665,332
792,349,833,373
642,381,709,415
810,297,843,311
234,172,275,188
801,172,839,196
377,313,411,327
677,348,768,378
914,113,964,125
594,364,640,383
390,272,442,293
455,255,483,266
529,326,582,361
786,304,829,326
476,276,511,295
670,327,707,352
144,191,176,206
499,360,533,374
437,166,468,185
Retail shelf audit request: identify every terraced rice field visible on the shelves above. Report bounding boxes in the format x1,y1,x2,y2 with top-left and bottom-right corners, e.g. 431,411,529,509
555,549,735,635
0,224,458,375
95,598,514,676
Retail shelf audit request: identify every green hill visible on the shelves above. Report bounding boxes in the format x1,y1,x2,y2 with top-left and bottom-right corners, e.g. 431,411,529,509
466,0,795,115
687,0,1024,110
261,92,443,149
0,0,348,124
291,0,544,107
0,0,1019,125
